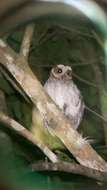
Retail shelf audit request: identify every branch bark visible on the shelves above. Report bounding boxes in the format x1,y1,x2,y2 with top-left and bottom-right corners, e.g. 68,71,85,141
19,23,35,60
31,160,107,182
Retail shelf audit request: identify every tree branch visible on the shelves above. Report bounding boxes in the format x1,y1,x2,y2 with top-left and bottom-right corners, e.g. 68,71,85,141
19,23,35,60
72,72,97,88
0,111,58,163
31,160,107,182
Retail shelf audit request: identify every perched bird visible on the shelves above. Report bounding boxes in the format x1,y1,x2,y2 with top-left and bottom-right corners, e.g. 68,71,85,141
44,64,84,129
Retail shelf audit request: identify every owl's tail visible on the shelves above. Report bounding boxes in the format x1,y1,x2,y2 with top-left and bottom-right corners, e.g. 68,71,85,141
85,105,107,123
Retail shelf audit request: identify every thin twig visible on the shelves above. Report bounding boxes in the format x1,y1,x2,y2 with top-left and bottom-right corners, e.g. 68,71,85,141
31,160,107,182
72,72,97,87
30,57,105,68
57,25,94,38
92,30,104,47
85,106,107,123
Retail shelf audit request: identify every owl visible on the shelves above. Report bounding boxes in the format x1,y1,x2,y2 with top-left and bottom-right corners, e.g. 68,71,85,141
44,64,85,129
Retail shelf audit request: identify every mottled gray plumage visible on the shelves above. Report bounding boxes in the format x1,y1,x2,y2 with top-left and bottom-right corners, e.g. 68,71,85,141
44,65,84,129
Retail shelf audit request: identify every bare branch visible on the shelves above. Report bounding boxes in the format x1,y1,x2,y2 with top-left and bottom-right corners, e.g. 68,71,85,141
19,23,35,60
85,105,107,123
72,72,97,88
58,24,94,38
92,30,104,47
29,58,105,68
0,39,107,171
0,111,58,163
31,160,107,182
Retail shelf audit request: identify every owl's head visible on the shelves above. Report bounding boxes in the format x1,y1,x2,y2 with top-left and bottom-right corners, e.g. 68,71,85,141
50,65,72,80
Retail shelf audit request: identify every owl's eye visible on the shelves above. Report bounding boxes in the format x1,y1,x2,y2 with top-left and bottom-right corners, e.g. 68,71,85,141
67,70,72,76
57,68,62,73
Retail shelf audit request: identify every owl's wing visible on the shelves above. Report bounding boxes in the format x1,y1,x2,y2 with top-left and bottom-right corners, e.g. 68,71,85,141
63,83,85,129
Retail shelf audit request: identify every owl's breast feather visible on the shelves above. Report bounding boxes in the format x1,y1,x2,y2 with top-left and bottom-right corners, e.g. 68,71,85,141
44,80,65,110
44,80,79,110
44,79,84,129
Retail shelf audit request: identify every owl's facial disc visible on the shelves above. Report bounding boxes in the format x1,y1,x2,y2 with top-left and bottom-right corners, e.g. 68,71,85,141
51,66,63,79
51,65,72,80
65,70,72,79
